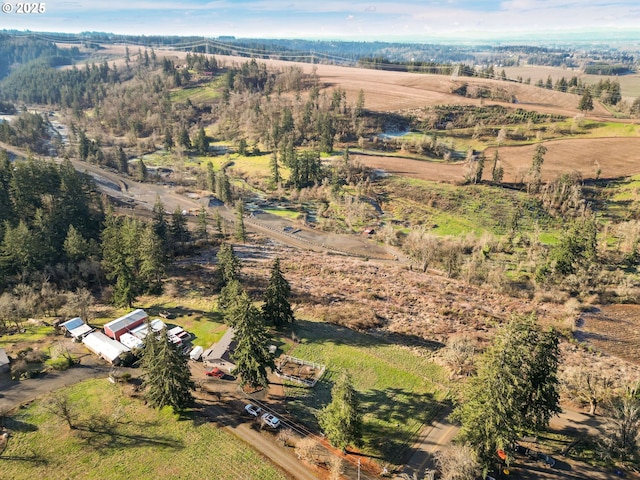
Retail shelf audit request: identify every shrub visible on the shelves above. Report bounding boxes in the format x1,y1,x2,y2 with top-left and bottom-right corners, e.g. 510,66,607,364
46,356,74,371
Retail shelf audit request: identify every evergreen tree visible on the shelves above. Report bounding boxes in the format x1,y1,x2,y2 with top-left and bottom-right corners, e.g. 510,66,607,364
235,202,247,243
270,152,280,185
318,371,362,452
137,159,148,182
262,258,294,327
451,315,560,469
579,89,594,113
139,224,166,294
116,146,128,174
206,161,216,192
178,126,191,149
219,278,244,317
169,207,189,247
195,126,209,155
216,243,240,286
527,143,547,194
213,208,223,238
230,291,275,389
151,197,170,258
102,214,141,308
196,206,208,241
163,130,174,151
63,224,91,263
141,325,194,412
237,138,247,156
491,150,504,184
215,169,232,204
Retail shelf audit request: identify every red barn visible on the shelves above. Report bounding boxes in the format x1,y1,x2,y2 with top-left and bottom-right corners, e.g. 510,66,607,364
104,309,148,341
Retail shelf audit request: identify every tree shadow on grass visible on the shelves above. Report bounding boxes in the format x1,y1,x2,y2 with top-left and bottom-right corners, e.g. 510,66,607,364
3,416,38,433
76,415,184,452
285,377,442,465
292,319,444,352
0,453,49,465
360,388,439,465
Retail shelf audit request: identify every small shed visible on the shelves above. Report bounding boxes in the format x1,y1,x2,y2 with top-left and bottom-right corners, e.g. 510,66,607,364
83,331,130,364
0,348,10,373
189,345,204,361
60,317,93,340
119,332,144,350
202,327,236,373
104,309,148,341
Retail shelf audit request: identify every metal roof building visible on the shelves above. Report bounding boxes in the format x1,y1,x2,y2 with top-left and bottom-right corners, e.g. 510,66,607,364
60,317,94,339
83,331,130,364
103,309,147,340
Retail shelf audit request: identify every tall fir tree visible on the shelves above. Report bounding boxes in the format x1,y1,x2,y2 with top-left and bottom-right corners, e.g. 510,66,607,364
216,243,240,286
196,206,208,241
262,258,294,327
141,325,194,412
230,291,275,389
451,315,560,469
318,371,362,452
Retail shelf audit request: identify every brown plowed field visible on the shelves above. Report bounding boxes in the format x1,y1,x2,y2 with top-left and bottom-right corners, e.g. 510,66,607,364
353,136,640,184
580,304,640,366
93,44,612,118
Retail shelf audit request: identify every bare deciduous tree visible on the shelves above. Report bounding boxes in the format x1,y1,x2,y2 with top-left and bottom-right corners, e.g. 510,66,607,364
434,444,481,480
562,367,615,415
44,393,78,430
442,336,476,377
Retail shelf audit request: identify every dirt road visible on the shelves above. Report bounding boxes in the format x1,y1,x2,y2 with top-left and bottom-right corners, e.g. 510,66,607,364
400,405,630,480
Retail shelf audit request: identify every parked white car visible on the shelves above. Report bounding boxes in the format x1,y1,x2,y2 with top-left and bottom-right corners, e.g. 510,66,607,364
261,412,281,429
245,404,262,417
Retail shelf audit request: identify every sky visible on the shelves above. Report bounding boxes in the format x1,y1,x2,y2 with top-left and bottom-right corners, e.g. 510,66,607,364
2,0,640,41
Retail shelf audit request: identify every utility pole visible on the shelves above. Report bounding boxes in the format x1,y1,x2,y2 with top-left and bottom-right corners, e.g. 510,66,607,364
357,458,361,480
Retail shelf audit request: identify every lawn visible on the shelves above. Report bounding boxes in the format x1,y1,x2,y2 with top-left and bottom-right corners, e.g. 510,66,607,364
282,319,449,465
1,379,288,480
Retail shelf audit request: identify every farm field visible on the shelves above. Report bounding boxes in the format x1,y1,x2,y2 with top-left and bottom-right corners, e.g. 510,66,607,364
503,65,640,99
1,379,289,480
282,319,449,466
351,136,640,184
97,45,612,118
580,304,640,365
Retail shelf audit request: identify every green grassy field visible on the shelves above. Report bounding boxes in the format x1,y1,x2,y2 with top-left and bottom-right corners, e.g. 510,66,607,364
1,379,288,480
385,177,560,238
169,78,223,104
282,320,448,465
0,325,52,349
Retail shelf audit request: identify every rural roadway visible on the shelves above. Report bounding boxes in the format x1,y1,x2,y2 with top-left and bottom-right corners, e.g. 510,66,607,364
400,405,634,480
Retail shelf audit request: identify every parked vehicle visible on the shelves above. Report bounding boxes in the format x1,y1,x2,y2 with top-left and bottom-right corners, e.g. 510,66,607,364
261,412,281,429
205,367,224,378
245,404,262,417
537,452,556,467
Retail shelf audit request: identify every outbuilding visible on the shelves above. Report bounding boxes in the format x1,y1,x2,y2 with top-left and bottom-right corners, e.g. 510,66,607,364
82,331,130,364
60,317,94,340
103,309,148,341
